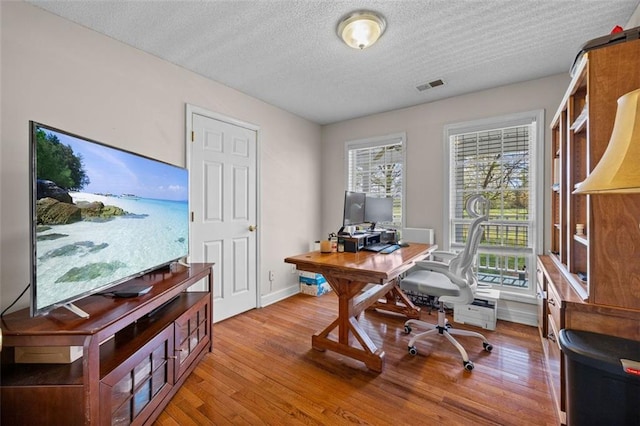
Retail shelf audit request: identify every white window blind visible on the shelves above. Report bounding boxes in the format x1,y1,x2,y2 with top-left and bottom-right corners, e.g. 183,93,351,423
346,134,405,228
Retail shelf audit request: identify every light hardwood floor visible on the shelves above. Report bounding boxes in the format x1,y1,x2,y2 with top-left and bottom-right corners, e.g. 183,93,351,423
155,292,557,425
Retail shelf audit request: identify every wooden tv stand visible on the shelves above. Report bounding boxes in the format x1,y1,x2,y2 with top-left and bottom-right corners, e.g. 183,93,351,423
0,263,213,425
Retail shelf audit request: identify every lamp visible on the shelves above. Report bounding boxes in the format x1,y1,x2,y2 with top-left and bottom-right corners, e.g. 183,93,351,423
574,88,640,194
337,11,386,50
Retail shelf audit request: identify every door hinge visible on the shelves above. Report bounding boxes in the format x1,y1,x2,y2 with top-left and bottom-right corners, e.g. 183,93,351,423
191,131,195,142
191,212,194,222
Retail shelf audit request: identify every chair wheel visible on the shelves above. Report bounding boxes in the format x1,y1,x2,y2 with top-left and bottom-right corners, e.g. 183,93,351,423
483,342,493,352
404,325,412,334
463,361,474,371
408,345,418,356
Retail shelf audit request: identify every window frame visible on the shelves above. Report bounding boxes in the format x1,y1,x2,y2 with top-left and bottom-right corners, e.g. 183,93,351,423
344,132,407,230
443,110,544,298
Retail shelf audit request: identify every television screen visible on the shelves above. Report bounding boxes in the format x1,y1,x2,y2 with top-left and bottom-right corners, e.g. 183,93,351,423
343,191,366,226
30,122,189,316
364,196,394,227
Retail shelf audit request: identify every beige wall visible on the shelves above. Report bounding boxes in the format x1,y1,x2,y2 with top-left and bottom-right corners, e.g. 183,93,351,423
627,1,640,28
0,2,322,313
321,74,569,252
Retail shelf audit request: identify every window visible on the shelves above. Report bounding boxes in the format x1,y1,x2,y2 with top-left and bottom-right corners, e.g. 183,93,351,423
444,111,544,296
345,133,405,228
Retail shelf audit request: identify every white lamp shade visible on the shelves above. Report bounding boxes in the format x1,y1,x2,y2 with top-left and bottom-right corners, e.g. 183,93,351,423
574,88,640,194
338,11,386,50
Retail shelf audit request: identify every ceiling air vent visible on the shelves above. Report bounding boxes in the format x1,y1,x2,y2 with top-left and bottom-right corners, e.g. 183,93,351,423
416,79,445,92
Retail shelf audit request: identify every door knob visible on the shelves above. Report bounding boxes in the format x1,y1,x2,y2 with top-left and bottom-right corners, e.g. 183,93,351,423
249,225,257,232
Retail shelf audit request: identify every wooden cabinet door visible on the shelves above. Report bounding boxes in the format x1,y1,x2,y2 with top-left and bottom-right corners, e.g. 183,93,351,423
100,325,175,426
174,295,211,381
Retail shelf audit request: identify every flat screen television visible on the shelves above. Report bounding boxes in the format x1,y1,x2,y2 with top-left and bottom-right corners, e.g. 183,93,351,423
342,191,366,227
30,122,189,317
364,196,394,230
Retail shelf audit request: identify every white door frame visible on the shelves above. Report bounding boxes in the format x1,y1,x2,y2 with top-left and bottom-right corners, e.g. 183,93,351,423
185,103,262,311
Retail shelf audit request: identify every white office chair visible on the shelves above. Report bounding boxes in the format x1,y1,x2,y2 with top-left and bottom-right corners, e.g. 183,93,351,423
400,194,493,371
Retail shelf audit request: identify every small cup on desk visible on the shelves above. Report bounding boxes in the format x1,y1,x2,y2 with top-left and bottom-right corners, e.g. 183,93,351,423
320,240,332,253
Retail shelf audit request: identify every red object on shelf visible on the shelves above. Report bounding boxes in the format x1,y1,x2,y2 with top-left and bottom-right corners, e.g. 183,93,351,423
611,25,624,34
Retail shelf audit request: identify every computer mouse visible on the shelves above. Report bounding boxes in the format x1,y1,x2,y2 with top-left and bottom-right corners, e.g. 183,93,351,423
398,241,410,247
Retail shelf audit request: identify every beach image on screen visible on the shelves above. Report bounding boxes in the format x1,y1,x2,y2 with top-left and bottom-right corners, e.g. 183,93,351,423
33,126,189,311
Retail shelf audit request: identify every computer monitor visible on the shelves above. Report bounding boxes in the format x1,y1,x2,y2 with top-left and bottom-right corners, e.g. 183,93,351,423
342,191,366,226
364,196,393,230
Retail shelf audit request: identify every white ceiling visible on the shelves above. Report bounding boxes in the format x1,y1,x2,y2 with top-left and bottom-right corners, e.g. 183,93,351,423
29,1,640,125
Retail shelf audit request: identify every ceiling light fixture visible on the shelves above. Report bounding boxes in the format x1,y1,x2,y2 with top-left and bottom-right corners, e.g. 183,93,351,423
337,10,386,50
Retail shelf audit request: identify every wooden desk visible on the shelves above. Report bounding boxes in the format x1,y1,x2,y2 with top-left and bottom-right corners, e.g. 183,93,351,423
284,243,436,372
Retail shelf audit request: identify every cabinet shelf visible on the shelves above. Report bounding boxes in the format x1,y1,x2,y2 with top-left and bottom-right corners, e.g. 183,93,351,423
573,234,588,246
570,105,588,132
99,292,209,379
0,358,84,386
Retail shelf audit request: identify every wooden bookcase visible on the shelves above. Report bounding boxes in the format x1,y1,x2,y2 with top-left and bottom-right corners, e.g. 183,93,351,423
538,38,640,424
0,263,213,425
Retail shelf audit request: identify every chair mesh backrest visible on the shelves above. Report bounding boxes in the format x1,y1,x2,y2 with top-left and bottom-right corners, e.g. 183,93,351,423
448,195,489,281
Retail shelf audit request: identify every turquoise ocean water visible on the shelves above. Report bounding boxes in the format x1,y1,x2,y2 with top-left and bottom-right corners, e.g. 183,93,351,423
35,193,189,310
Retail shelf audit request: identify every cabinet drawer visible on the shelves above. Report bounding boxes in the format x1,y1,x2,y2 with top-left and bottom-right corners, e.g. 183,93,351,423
546,283,562,330
536,283,547,335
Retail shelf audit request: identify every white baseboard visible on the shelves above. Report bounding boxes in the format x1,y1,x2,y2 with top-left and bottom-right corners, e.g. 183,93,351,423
497,304,538,327
260,284,300,307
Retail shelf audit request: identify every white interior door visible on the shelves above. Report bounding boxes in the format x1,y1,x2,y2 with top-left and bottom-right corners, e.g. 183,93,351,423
189,109,258,322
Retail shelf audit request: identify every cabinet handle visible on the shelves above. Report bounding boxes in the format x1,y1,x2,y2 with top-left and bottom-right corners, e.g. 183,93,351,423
548,298,556,306
167,355,178,360
548,332,556,343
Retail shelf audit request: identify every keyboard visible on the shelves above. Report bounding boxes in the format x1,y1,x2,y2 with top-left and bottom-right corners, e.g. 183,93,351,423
380,244,401,254
363,243,392,252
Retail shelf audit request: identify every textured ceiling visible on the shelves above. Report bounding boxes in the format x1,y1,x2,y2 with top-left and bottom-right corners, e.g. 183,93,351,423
28,0,640,124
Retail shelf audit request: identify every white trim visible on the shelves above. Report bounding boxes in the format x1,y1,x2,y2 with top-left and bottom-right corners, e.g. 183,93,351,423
185,103,262,309
344,132,407,230
533,110,545,256
260,284,301,307
497,304,538,327
443,110,545,298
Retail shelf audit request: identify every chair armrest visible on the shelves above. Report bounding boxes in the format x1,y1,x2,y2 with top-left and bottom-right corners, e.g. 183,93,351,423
411,260,467,288
429,250,458,263
413,259,450,274
430,250,457,258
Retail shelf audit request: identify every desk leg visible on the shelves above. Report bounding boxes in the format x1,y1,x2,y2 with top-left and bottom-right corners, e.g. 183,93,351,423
368,280,421,319
311,277,386,372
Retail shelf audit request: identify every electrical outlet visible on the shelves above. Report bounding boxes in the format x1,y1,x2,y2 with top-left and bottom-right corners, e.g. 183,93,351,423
290,264,297,274
268,270,275,281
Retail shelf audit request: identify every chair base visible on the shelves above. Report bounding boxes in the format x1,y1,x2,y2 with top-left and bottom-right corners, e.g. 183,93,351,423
404,302,493,371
